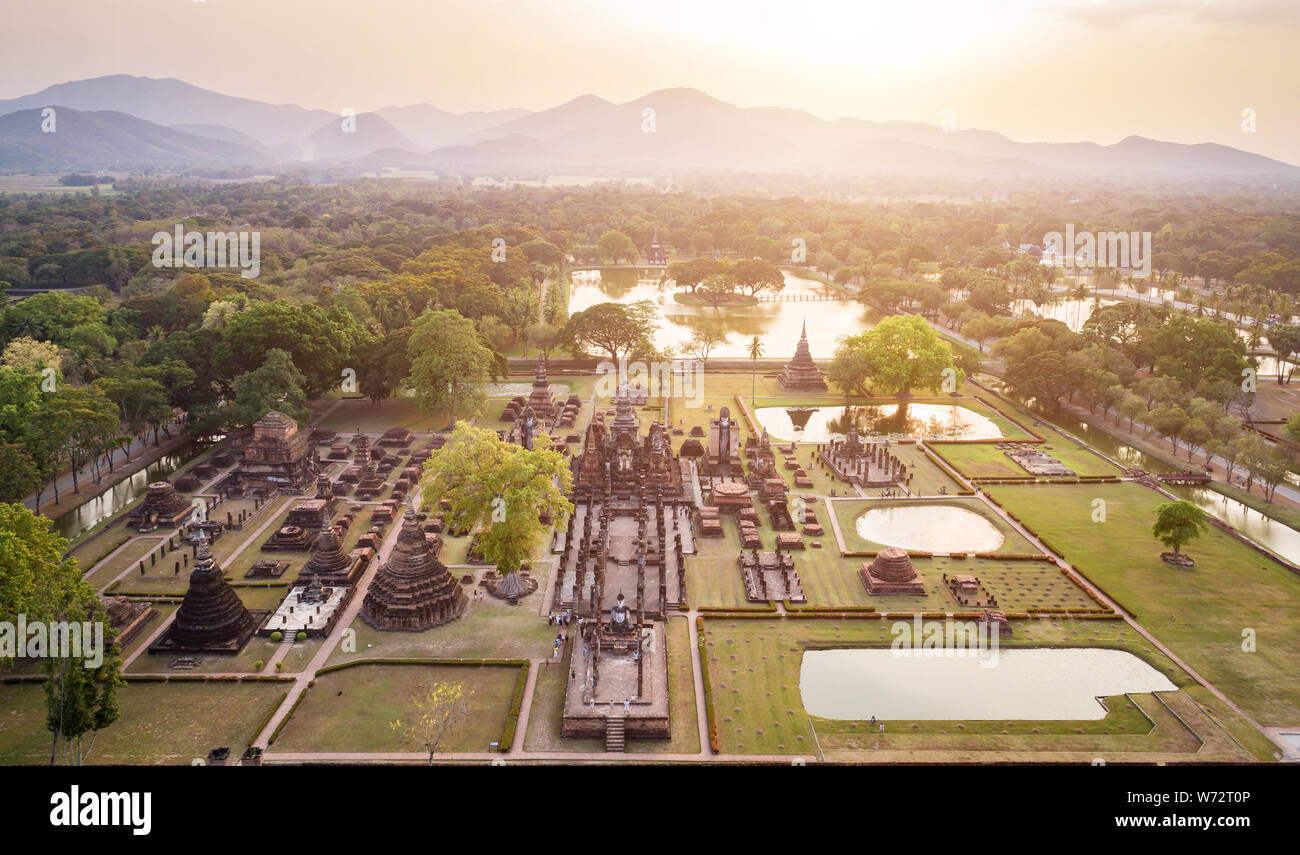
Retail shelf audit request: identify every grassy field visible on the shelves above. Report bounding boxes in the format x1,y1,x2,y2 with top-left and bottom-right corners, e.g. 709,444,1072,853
326,596,556,664
271,663,519,753
700,616,1256,760
0,679,287,765
988,481,1300,726
932,437,1120,480
84,535,165,591
690,510,1093,611
524,616,700,754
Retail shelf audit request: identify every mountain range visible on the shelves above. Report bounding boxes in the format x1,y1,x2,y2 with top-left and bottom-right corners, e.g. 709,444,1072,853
0,74,1295,180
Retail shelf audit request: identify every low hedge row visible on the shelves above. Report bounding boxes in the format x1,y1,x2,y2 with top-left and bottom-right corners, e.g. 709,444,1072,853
695,617,719,754
267,689,308,746
498,664,530,753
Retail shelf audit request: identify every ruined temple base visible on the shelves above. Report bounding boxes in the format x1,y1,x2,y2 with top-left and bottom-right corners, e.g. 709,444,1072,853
148,610,270,655
562,622,669,740
859,568,926,596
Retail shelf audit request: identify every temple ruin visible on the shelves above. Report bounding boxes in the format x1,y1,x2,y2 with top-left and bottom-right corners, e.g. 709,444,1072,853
126,480,194,531
233,411,316,497
776,320,827,390
360,502,466,631
859,547,927,595
555,384,693,745
150,531,262,654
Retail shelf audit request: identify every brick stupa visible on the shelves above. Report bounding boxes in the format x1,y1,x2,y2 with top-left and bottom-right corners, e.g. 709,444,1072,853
298,524,366,587
238,411,315,495
360,502,466,630
859,547,926,595
776,320,827,390
126,480,194,530
526,352,559,421
150,532,259,653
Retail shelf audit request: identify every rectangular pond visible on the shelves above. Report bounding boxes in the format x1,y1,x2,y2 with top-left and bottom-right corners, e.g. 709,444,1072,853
800,647,1176,720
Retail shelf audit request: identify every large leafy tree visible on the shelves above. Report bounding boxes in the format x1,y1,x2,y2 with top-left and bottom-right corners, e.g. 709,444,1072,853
0,503,123,765
831,314,960,397
406,309,494,421
562,301,658,363
596,230,638,265
217,300,365,398
1151,500,1209,558
356,327,412,406
224,348,311,430
419,421,573,576
731,258,785,297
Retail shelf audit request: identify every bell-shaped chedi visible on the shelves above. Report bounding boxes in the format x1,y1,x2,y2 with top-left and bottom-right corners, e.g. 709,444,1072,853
126,480,194,530
299,524,366,587
360,503,466,631
859,546,926,595
150,532,259,653
527,352,558,421
776,320,827,391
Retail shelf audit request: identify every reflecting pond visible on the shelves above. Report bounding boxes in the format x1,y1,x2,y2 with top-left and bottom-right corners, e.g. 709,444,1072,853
800,648,1176,720
755,403,1003,442
1169,486,1300,566
568,269,871,357
52,443,208,542
856,504,1004,552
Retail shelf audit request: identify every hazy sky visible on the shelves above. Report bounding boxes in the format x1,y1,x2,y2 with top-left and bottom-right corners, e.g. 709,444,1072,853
3,0,1298,162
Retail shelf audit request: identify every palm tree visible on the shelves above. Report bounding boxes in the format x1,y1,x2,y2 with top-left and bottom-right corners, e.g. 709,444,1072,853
747,336,764,405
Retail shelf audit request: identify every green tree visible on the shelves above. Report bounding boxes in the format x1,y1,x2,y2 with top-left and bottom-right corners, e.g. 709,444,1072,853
0,503,123,765
407,310,494,422
746,335,764,404
562,301,658,363
834,315,959,397
419,421,573,576
1151,500,1209,558
225,348,311,431
596,230,638,265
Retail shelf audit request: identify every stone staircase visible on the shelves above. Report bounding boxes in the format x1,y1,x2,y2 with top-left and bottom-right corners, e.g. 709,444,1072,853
605,715,625,752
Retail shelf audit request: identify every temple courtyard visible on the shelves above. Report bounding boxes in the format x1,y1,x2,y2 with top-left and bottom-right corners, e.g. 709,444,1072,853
3,361,1297,765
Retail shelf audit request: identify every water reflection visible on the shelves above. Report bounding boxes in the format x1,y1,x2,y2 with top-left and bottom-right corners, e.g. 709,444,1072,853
53,442,209,542
756,403,1003,442
799,648,1176,720
568,269,871,357
1170,486,1300,566
856,504,1005,552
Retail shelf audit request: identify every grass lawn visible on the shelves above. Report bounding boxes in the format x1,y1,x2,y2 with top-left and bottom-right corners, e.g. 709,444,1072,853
988,481,1300,726
126,615,301,675
84,535,164,592
69,529,133,578
327,596,556,664
931,437,1120,480
831,497,1038,555
524,616,700,754
0,679,287,765
701,616,1253,760
271,663,519,753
